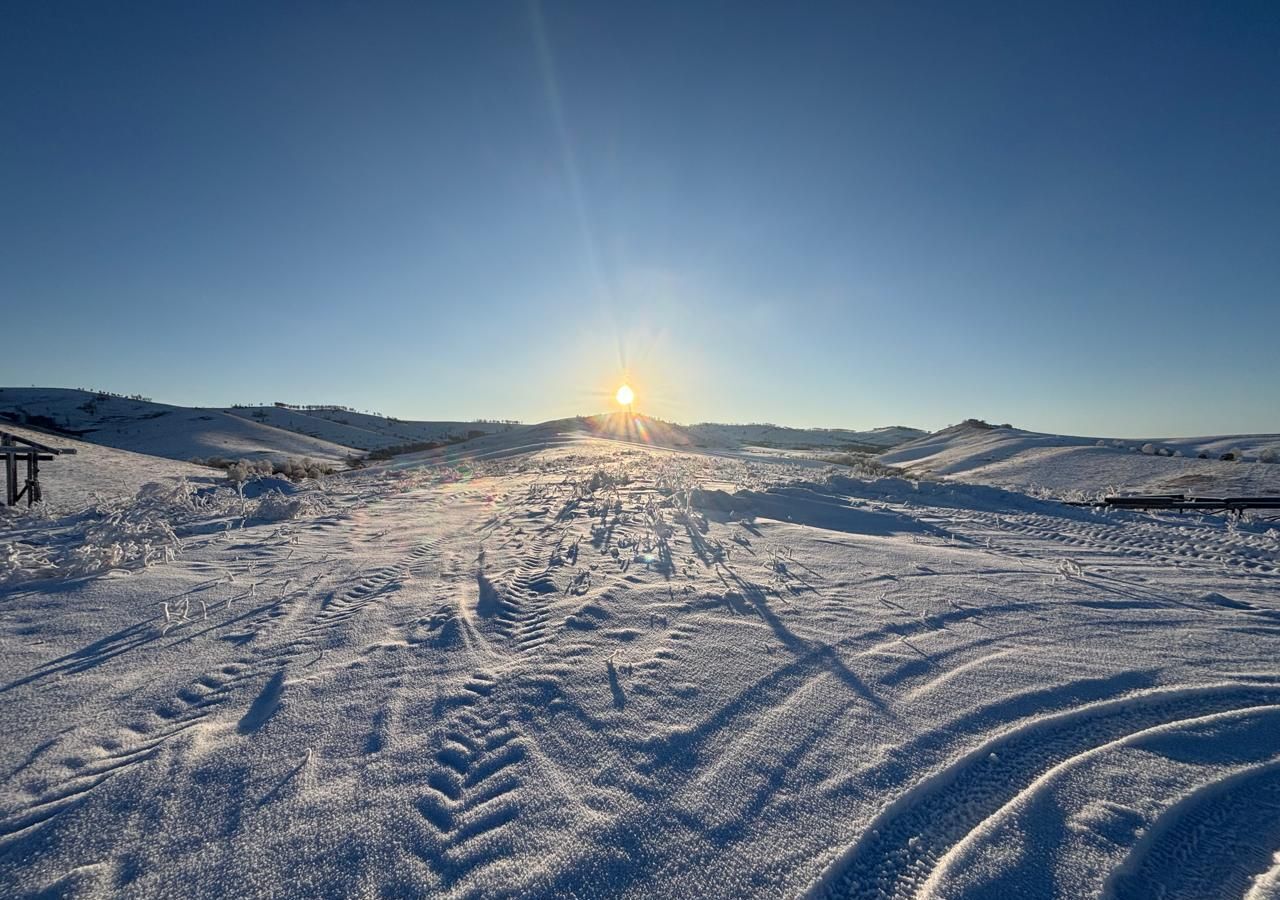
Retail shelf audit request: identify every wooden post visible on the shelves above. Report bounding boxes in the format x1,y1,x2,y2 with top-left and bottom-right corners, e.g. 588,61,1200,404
3,434,15,507
28,451,40,506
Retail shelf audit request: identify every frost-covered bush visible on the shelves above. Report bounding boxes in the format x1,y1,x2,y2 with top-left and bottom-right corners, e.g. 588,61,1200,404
276,457,334,481
0,482,193,585
1096,439,1107,448
225,458,275,482
1260,448,1278,464
0,478,327,587
822,453,901,479
1141,443,1157,455
253,491,306,522
222,457,335,483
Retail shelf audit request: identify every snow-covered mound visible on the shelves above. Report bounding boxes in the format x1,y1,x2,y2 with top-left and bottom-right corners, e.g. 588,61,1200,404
881,421,1280,497
3,436,1278,898
0,388,354,464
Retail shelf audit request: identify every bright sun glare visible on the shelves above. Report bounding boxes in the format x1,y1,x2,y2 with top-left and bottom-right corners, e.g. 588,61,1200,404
615,384,634,407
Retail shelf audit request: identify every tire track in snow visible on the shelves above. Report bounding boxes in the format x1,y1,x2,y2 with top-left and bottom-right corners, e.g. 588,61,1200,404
960,509,1279,577
919,705,1280,898
1105,756,1280,900
411,670,536,892
491,525,563,654
0,661,247,848
313,540,438,627
806,683,1280,900
0,539,443,847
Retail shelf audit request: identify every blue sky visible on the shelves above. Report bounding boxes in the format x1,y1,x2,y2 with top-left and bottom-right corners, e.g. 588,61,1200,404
3,1,1277,436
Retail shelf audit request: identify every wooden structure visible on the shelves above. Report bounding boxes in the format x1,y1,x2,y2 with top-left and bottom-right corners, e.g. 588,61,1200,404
1065,493,1280,516
2,430,77,507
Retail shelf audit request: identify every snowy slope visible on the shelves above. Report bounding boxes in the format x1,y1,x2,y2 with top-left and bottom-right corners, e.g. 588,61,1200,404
881,422,1280,497
2,434,1278,898
0,388,355,463
223,406,513,451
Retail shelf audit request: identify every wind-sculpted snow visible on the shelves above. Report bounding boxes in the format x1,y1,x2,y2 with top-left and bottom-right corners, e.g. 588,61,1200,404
1,437,1277,897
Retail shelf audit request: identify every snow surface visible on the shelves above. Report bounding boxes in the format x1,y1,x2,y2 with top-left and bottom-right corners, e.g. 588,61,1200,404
2,420,1279,898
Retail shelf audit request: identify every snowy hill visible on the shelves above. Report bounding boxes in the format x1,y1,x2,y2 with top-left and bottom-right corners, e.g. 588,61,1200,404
0,388,356,463
222,405,513,452
1,389,923,470
881,420,1280,496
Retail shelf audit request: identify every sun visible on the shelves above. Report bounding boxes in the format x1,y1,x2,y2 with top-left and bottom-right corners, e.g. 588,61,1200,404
615,384,634,407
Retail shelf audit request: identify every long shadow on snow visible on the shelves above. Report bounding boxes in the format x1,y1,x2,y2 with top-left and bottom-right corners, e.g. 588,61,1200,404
638,573,886,781
0,620,160,694
693,486,943,537
718,564,882,710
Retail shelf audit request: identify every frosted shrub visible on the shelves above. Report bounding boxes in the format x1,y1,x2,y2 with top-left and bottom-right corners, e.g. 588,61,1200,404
0,479,281,588
1141,443,1157,456
1260,448,1278,464
254,491,306,522
226,458,274,483
276,457,333,481
0,484,191,586
224,457,334,483
822,453,900,479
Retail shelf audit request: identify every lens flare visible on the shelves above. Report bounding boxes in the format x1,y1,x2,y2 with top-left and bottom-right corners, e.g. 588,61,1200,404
615,384,634,406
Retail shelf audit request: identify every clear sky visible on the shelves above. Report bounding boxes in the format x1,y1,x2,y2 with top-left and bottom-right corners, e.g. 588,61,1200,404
3,1,1277,436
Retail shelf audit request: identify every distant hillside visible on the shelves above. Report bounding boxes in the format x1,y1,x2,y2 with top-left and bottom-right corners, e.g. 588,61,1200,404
881,419,1280,496
0,388,356,463
222,405,513,451
0,389,520,465
1,388,928,467
685,422,925,451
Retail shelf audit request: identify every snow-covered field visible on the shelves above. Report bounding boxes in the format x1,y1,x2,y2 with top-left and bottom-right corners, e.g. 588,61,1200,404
3,420,1279,898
